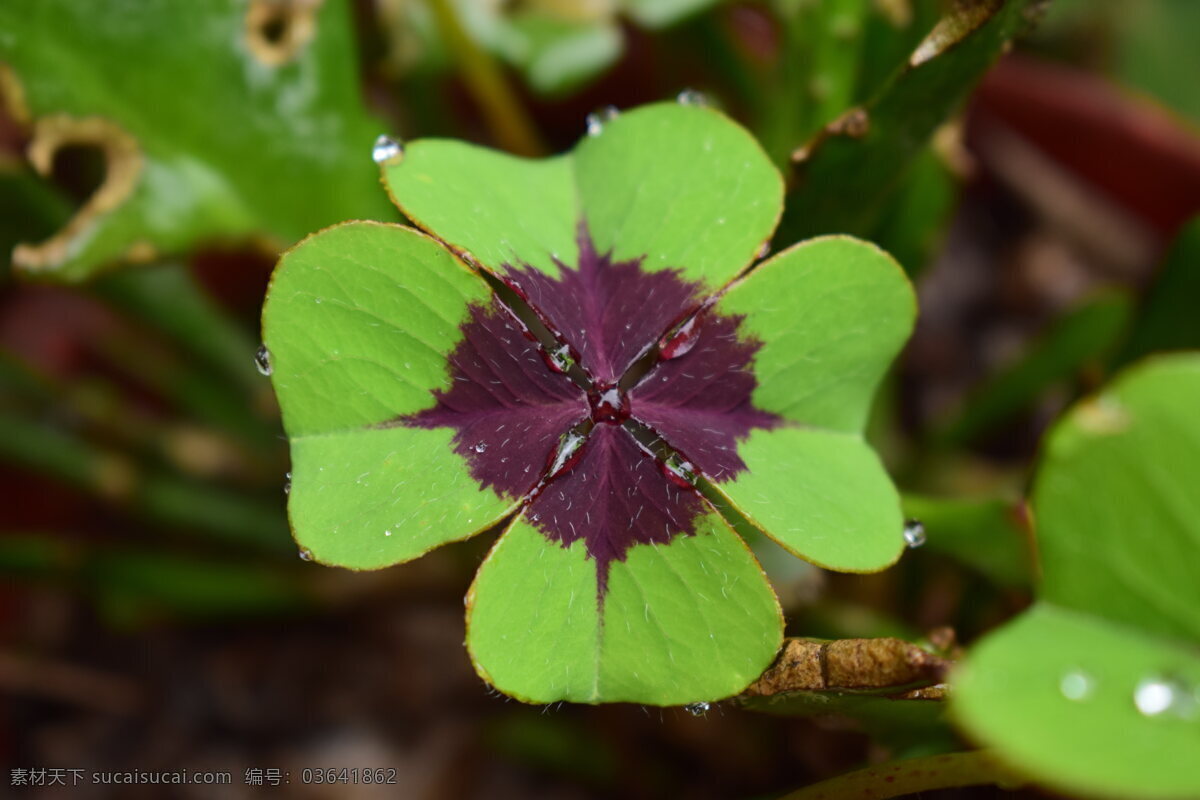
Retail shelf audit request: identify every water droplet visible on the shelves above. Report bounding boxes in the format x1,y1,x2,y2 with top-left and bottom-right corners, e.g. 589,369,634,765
474,442,487,454
254,345,272,376
541,343,574,374
546,430,587,478
676,88,709,107
298,548,314,561
903,519,926,548
1134,676,1196,718
283,471,291,495
660,455,696,488
1059,669,1095,701
384,529,392,537
684,701,710,716
588,383,630,424
585,105,620,136
372,134,404,164
659,315,701,360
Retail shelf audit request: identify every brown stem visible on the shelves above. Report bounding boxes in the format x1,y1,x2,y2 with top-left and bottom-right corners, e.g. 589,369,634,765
779,750,1026,800
428,0,544,157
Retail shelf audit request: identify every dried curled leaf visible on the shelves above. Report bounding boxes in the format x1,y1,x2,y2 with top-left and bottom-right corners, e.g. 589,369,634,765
744,637,950,697
13,115,142,272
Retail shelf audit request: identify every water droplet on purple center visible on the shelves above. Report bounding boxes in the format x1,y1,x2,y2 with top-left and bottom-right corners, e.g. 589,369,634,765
541,343,574,374
588,383,630,424
659,454,697,488
658,314,701,360
544,429,588,480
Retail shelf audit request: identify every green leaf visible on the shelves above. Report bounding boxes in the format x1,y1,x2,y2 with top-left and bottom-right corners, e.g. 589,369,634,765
870,146,957,277
1043,0,1200,124
466,511,781,704
384,101,783,293
955,605,1200,800
709,236,915,571
1035,356,1200,641
776,0,1038,243
952,354,1200,799
269,103,912,705
1120,217,1200,364
0,0,393,281
262,222,519,568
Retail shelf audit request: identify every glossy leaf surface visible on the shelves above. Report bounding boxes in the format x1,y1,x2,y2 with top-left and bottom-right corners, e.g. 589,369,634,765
953,355,1200,799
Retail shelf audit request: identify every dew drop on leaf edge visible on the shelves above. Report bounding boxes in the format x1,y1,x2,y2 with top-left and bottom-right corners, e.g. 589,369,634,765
676,88,708,107
372,134,404,164
585,105,619,136
254,345,272,376
283,471,291,495
903,519,926,548
684,701,710,716
298,548,313,561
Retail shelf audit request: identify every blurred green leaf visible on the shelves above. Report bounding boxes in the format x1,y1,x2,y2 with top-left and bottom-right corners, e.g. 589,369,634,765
0,533,308,620
755,0,873,166
91,551,309,622
385,0,719,96
776,0,1038,244
1113,1,1200,123
94,262,264,397
625,0,721,29
953,354,1200,800
0,410,287,550
935,291,1133,447
870,146,957,276
0,0,394,281
1043,0,1200,123
1120,217,1200,364
501,13,622,95
0,164,72,281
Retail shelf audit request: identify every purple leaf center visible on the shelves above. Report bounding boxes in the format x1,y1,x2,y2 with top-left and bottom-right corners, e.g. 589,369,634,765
404,226,779,592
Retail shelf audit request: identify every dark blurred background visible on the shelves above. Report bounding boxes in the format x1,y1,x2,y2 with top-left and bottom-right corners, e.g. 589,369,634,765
2,1,1199,797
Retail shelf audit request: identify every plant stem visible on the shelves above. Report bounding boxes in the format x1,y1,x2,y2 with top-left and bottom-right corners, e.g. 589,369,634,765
779,750,1025,800
428,0,544,156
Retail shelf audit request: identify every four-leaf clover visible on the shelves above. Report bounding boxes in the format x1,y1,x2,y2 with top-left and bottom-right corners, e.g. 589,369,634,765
261,102,916,704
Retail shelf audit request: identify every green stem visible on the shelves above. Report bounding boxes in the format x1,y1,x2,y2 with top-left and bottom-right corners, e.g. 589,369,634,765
428,0,544,156
779,751,1025,800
